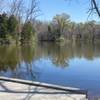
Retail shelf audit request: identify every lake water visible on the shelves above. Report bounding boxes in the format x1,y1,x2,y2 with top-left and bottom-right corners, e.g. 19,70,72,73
0,41,100,97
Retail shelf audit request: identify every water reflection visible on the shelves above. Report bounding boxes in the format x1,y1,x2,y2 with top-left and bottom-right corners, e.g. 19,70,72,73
37,41,100,65
0,42,100,72
0,46,20,71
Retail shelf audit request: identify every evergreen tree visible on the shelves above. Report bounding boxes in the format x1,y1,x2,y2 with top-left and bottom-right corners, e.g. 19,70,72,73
0,13,8,39
8,15,18,35
21,21,35,43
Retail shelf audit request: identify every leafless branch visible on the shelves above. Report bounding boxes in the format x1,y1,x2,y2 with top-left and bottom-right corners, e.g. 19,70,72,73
25,0,40,22
91,0,100,17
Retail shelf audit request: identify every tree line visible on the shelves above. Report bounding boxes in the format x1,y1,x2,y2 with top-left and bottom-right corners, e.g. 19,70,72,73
0,12,100,44
36,13,100,42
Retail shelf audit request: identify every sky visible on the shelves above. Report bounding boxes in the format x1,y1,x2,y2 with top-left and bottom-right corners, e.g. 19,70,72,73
38,0,100,22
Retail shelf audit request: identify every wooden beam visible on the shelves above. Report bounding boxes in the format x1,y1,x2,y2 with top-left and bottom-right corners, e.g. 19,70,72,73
0,77,88,98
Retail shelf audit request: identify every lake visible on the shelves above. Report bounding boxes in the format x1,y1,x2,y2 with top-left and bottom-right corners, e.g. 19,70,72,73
0,41,100,97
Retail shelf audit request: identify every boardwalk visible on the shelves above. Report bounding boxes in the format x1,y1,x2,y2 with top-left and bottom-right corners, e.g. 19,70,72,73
0,77,88,100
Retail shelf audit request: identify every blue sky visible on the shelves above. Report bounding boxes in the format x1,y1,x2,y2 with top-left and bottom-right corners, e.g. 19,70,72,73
38,0,100,22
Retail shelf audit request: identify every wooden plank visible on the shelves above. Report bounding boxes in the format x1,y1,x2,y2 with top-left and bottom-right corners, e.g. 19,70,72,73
0,77,88,98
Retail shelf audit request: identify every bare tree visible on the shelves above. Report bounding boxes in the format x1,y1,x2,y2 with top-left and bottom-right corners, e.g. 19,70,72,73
0,0,39,23
25,0,40,22
9,0,24,19
0,0,5,12
65,0,100,18
90,0,100,17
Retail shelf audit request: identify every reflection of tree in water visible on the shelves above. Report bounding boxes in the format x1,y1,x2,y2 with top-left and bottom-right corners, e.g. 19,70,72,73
37,41,100,68
0,45,20,72
37,42,70,68
0,41,100,79
72,41,100,60
49,43,69,68
14,62,40,80
71,41,95,60
19,45,40,80
21,45,35,63
0,45,40,80
81,42,94,60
